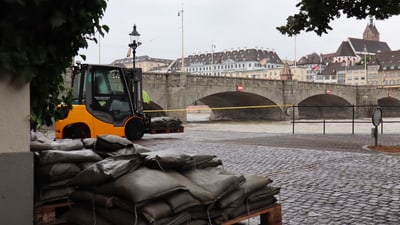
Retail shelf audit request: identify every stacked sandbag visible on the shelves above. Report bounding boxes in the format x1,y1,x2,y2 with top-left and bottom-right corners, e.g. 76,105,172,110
32,134,280,225
150,116,183,130
33,147,103,206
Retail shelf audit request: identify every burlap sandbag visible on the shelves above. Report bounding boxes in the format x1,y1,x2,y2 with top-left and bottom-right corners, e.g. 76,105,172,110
165,190,202,214
167,170,214,204
50,139,84,151
225,197,278,220
95,146,140,158
69,190,114,209
140,200,174,223
95,134,133,151
143,149,192,170
247,186,280,203
82,138,96,149
38,163,81,182
217,174,273,208
69,154,144,187
94,167,186,205
182,167,246,200
153,211,190,225
35,187,74,207
37,149,102,165
95,206,148,225
62,205,113,225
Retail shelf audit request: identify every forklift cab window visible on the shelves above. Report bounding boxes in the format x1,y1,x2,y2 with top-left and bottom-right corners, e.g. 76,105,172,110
91,68,132,123
71,72,86,104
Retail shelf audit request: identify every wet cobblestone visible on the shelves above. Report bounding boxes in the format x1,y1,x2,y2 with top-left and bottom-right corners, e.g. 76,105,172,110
138,128,400,225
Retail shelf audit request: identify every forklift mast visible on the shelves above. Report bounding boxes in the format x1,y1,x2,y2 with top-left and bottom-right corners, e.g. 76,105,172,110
128,68,144,115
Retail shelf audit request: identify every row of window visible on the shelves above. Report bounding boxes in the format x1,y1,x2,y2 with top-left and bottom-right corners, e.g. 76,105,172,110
186,63,276,72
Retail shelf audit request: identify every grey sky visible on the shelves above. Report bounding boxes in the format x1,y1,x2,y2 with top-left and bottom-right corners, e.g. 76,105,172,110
79,0,400,64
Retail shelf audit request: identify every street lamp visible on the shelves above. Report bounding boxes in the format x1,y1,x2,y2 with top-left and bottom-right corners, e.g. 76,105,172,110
128,24,141,69
128,25,142,114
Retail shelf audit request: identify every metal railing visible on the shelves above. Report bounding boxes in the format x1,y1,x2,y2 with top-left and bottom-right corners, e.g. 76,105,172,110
290,105,400,134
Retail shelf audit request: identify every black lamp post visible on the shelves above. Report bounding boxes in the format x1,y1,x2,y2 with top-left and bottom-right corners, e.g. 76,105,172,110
128,24,141,70
128,25,143,114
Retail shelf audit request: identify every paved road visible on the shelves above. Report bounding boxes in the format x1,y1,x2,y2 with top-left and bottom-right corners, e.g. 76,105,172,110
135,123,400,225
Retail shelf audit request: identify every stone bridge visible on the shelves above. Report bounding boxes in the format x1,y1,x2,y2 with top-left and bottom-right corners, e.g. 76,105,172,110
142,73,400,122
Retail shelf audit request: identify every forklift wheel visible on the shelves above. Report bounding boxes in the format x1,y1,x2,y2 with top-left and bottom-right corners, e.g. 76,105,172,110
125,119,145,141
63,124,85,139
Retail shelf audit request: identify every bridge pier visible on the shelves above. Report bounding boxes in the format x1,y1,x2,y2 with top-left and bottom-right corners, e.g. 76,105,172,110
165,73,187,123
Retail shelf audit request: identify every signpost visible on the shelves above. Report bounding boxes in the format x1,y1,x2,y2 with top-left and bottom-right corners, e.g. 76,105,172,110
371,107,382,146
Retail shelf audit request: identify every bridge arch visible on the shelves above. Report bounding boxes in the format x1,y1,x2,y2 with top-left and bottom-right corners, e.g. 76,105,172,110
298,94,353,119
194,91,283,121
378,97,400,117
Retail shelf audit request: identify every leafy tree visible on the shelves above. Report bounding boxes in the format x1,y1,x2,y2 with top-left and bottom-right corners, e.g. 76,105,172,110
277,0,400,36
0,0,109,130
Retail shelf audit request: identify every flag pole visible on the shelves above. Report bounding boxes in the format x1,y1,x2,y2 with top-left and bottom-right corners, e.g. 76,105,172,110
179,1,184,75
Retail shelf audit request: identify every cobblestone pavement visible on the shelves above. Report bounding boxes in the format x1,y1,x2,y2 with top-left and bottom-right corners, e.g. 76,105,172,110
136,124,400,225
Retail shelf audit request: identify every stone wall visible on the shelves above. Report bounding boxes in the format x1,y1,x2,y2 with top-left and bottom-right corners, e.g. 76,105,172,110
0,76,33,225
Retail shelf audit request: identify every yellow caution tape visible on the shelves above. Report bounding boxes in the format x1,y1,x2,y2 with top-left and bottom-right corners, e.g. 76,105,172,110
144,104,294,113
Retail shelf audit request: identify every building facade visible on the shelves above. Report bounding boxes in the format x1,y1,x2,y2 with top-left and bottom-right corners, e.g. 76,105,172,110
368,50,400,86
112,55,173,73
169,48,283,78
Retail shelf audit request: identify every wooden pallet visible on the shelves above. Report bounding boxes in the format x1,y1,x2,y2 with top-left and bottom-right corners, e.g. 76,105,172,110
222,203,282,225
34,202,72,225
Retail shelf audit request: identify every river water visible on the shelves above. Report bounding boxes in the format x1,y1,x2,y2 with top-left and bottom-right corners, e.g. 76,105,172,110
186,112,400,134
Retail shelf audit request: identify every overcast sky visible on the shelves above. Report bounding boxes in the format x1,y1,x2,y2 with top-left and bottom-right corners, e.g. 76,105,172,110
78,0,400,64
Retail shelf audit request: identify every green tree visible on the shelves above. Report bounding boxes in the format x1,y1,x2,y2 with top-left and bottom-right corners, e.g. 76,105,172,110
0,0,109,130
277,0,400,36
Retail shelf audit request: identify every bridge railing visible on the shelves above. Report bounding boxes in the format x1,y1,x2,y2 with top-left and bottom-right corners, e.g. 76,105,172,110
290,105,400,134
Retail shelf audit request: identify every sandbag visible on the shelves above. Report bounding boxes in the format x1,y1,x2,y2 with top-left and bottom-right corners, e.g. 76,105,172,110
37,149,102,165
140,200,174,223
69,190,114,209
243,175,273,194
95,146,140,158
62,205,113,225
151,117,182,129
35,187,74,207
38,163,81,182
216,187,245,209
179,154,218,171
154,211,190,225
217,174,273,208
69,154,144,187
133,143,153,153
225,197,278,220
94,167,186,205
82,138,96,149
39,178,72,192
95,134,133,151
51,139,84,151
165,190,202,214
95,206,148,225
30,140,54,151
168,170,214,204
143,149,192,170
182,167,246,200
247,186,280,203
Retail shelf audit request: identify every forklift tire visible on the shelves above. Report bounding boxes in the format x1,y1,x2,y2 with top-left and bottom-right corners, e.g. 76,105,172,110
63,124,85,139
125,119,145,141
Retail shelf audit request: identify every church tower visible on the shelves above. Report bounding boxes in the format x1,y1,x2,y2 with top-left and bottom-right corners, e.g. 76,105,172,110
363,16,379,41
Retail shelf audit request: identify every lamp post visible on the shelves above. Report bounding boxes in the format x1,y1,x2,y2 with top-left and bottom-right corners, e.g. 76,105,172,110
128,25,142,114
128,24,141,70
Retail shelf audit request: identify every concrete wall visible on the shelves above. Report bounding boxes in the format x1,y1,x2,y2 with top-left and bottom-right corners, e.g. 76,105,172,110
0,76,33,225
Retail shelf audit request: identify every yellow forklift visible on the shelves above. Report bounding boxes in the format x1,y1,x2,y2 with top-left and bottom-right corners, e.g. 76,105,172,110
55,63,183,140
